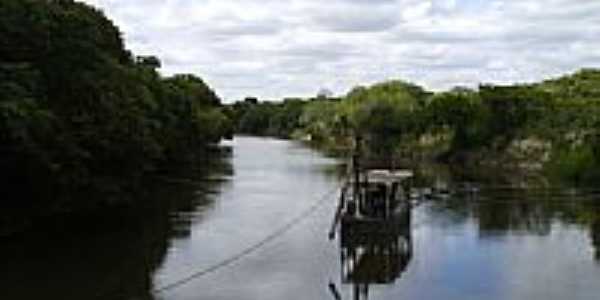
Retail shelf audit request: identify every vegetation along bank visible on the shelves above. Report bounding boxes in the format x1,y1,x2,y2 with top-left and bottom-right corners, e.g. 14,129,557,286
0,0,232,235
228,70,600,187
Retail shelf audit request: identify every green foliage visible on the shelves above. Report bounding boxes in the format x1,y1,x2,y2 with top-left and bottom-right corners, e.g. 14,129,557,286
479,85,550,147
229,69,600,184
299,99,341,142
268,99,306,137
0,0,231,214
237,102,276,136
337,81,426,157
546,145,600,186
426,90,486,150
234,98,310,138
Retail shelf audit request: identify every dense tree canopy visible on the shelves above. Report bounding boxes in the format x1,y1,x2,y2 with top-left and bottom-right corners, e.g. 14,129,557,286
0,0,232,217
230,70,600,185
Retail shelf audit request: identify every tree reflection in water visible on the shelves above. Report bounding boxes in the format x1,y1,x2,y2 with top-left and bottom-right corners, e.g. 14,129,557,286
424,177,600,263
592,218,600,262
0,147,232,300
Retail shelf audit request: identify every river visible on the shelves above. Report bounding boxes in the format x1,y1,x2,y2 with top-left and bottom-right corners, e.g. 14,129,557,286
2,136,600,300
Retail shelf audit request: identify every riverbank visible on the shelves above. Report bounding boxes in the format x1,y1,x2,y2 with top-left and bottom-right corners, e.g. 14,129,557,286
228,70,600,188
0,145,233,238
277,132,595,190
1,0,233,237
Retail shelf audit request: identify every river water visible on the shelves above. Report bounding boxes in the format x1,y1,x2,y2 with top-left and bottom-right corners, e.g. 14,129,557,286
2,136,600,300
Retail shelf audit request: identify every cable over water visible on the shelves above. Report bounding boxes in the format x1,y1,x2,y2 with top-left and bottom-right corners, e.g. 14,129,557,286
152,181,343,295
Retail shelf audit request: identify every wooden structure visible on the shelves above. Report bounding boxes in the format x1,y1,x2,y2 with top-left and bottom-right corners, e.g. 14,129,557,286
329,149,414,241
328,136,414,300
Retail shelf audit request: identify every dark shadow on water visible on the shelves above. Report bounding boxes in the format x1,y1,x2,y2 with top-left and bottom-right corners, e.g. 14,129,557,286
0,146,233,300
592,218,600,262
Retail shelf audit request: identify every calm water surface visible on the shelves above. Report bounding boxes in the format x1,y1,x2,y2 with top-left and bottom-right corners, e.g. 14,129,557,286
2,136,600,300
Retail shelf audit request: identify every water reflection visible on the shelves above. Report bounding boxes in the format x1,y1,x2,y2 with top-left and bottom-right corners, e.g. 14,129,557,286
4,139,600,300
592,219,600,262
421,171,600,260
0,147,232,300
331,206,412,300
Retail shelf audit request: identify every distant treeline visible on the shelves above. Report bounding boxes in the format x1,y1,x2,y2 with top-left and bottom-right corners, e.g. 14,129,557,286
228,69,600,185
0,0,232,223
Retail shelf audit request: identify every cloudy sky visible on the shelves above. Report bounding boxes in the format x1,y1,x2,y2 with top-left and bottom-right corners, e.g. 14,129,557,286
82,0,600,102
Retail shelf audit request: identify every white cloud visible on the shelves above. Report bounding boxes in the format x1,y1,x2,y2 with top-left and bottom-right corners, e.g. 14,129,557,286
81,0,600,101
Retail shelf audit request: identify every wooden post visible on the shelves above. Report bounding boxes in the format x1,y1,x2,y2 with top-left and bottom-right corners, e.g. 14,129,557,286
353,135,362,208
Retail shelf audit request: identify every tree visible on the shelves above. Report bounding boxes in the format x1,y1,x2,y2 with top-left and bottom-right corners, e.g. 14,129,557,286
0,0,232,217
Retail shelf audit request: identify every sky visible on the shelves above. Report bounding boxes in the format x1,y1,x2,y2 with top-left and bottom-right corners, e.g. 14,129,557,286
81,0,600,102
